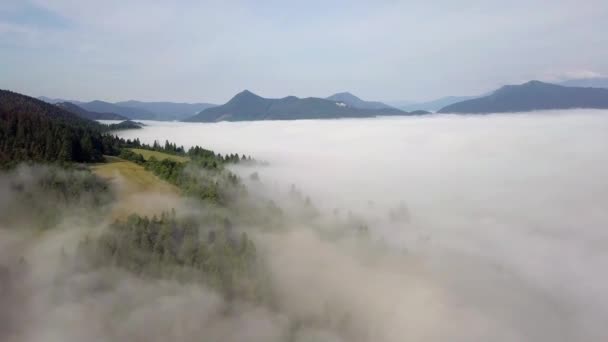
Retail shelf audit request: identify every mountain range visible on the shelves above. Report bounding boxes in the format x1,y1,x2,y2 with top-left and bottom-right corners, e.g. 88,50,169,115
55,102,128,120
37,78,608,122
38,97,217,121
184,90,406,122
392,96,479,112
558,77,608,89
438,80,608,113
114,100,216,120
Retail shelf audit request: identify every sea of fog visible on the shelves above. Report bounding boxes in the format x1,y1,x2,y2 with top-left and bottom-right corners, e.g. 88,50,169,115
109,110,608,341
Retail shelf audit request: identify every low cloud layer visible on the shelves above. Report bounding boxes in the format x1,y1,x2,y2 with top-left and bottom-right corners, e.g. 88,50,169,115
2,111,607,341
116,110,608,340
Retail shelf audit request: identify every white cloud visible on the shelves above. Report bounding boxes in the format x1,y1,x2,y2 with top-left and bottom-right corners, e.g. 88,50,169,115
110,111,608,341
551,70,604,81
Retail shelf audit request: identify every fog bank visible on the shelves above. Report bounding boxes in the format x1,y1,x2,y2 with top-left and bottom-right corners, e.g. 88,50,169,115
114,110,608,340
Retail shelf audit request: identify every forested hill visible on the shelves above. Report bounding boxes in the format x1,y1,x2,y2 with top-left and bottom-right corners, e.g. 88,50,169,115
77,100,158,120
438,81,608,113
184,90,406,122
39,97,218,121
115,100,217,121
0,90,120,165
56,101,128,120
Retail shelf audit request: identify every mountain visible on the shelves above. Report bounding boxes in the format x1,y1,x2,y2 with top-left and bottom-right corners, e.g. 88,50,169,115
115,101,217,121
326,92,397,110
77,101,158,120
386,100,415,108
438,81,608,113
559,77,608,89
393,96,478,112
37,96,82,104
1,90,114,164
184,90,407,122
39,97,218,121
55,102,128,120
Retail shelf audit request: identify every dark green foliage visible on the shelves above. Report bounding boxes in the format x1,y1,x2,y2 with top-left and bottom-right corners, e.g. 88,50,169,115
80,212,262,300
145,139,185,154
0,165,113,229
0,90,122,166
118,149,145,164
113,139,252,205
144,156,245,205
116,138,255,167
145,157,185,183
106,120,143,131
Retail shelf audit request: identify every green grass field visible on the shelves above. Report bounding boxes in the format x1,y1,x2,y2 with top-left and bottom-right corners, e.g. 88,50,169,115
129,148,189,163
91,156,181,218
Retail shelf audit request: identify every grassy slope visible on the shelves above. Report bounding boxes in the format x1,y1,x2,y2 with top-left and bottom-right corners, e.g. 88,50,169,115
129,148,190,163
91,156,182,219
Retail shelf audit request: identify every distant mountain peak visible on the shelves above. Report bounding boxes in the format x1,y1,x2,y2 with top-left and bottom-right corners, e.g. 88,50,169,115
229,89,262,102
332,91,357,98
327,92,362,101
89,99,111,105
237,89,257,96
184,90,406,122
326,92,396,111
521,80,562,88
495,80,561,95
439,80,608,113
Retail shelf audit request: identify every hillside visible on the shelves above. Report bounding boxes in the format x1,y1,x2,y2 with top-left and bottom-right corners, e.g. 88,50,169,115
56,101,128,120
78,100,158,120
38,96,76,104
438,81,608,113
116,100,217,120
184,90,406,122
326,92,398,110
397,96,478,112
128,148,189,162
39,97,217,121
91,156,181,219
0,90,120,165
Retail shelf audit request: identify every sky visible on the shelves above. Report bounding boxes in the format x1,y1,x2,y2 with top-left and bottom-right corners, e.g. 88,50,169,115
1,0,607,103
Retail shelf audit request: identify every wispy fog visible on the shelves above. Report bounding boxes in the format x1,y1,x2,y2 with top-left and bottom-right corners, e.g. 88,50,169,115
111,110,608,341
2,111,607,341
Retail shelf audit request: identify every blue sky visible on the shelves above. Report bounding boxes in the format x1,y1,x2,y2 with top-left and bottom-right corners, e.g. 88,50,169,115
1,0,607,103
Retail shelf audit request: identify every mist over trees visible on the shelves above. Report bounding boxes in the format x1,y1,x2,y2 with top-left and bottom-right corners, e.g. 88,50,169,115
0,88,381,341
2,88,607,341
